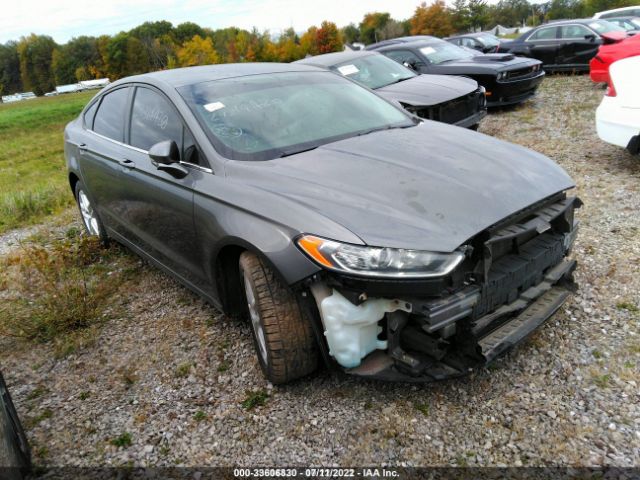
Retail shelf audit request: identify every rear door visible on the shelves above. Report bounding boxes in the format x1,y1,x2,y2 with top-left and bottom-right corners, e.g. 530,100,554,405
557,24,601,67
116,85,206,286
79,86,133,231
524,26,560,66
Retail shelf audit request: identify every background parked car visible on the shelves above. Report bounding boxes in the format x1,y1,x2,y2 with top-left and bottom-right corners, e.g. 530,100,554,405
366,36,544,107
590,32,640,83
0,372,31,480
498,19,627,71
446,33,502,53
295,51,486,129
595,5,640,19
604,16,640,35
596,55,640,154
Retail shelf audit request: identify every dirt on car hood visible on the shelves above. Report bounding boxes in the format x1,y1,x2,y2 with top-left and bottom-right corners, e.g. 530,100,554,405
226,121,574,252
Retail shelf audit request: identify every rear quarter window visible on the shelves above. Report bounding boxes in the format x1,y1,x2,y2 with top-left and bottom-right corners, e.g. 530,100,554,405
93,88,130,142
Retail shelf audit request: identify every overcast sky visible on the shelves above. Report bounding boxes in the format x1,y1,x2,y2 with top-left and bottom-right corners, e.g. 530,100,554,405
0,0,432,44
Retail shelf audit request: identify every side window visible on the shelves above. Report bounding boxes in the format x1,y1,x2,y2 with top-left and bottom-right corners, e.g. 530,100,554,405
528,27,557,41
560,25,592,39
385,49,423,65
93,88,130,141
182,128,200,165
129,87,183,152
83,101,99,129
462,38,476,47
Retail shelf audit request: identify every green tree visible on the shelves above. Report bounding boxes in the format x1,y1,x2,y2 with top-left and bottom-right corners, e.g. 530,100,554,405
126,36,151,75
342,23,360,44
174,22,206,44
105,32,130,79
410,1,455,37
0,42,22,95
468,0,490,30
451,0,472,32
17,34,56,95
51,36,99,85
359,12,391,44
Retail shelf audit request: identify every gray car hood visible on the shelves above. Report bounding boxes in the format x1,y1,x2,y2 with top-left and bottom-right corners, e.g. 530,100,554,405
376,74,477,106
226,121,574,252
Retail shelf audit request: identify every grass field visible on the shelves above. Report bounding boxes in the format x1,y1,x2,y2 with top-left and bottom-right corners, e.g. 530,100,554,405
0,91,96,234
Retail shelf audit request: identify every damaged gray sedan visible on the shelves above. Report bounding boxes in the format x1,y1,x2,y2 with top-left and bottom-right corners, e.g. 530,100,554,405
64,63,580,384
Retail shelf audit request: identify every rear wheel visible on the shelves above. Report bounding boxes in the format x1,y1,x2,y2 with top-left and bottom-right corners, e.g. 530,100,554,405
74,181,108,245
239,251,318,384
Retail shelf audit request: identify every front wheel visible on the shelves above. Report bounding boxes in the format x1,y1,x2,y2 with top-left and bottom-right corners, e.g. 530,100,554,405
239,251,318,384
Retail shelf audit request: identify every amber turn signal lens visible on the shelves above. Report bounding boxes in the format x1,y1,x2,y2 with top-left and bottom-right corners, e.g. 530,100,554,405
297,235,333,268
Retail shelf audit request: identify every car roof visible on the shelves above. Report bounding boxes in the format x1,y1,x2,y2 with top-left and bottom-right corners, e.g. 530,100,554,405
366,35,438,50
606,15,639,20
542,18,604,26
111,62,325,88
294,50,378,68
447,32,494,39
372,37,448,51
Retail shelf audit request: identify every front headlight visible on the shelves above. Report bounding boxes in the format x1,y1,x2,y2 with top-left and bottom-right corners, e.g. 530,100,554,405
296,235,465,278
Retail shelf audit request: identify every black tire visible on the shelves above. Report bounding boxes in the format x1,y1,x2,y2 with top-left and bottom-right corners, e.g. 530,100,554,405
74,181,109,245
239,251,318,384
0,372,30,478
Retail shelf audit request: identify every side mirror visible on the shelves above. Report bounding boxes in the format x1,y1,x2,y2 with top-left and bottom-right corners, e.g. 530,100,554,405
402,61,417,71
149,140,188,178
148,140,179,165
584,34,596,42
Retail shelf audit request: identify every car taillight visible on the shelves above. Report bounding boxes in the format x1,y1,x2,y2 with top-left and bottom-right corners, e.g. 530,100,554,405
606,80,617,97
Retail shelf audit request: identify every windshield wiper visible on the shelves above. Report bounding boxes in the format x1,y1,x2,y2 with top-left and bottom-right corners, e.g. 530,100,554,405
385,77,412,86
279,145,319,158
356,123,414,137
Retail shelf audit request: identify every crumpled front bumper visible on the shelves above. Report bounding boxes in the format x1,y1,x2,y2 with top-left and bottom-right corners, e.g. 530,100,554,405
347,259,576,382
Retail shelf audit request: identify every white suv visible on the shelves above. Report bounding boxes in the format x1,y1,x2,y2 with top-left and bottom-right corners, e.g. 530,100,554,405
596,55,640,154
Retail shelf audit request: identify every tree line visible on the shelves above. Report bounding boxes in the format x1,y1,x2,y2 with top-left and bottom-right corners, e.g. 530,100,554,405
0,0,634,96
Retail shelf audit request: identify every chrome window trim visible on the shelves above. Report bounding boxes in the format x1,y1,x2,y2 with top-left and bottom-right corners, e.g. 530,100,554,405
85,130,213,174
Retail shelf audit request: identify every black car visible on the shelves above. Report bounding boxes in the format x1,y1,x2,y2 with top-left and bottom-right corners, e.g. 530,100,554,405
65,63,580,384
446,32,502,53
0,372,30,480
605,16,640,35
295,51,486,129
366,36,544,107
498,19,628,70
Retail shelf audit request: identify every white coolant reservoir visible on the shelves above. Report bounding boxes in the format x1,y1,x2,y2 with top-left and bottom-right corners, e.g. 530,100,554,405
311,285,412,368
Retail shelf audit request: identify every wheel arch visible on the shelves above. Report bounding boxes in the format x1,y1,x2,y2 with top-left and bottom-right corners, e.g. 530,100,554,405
212,237,314,317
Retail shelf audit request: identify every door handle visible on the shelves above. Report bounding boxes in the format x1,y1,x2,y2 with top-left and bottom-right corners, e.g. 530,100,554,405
78,143,87,155
118,159,136,169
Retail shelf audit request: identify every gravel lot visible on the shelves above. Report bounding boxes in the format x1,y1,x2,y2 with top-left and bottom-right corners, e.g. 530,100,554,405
1,75,639,468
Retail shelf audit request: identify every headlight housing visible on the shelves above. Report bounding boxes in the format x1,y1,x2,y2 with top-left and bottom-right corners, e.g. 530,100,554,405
296,235,465,278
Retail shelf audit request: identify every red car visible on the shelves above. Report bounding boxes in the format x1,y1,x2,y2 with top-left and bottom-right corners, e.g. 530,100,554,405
590,32,640,83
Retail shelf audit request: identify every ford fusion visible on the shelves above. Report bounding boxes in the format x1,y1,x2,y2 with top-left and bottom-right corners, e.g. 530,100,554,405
295,51,486,129
64,64,580,384
366,36,545,107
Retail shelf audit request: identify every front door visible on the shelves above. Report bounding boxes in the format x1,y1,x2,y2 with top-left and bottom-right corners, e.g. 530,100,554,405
114,85,205,286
